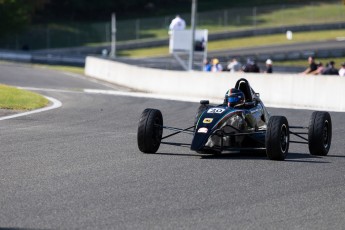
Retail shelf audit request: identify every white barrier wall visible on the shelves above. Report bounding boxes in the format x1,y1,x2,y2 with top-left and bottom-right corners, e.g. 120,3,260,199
85,56,345,112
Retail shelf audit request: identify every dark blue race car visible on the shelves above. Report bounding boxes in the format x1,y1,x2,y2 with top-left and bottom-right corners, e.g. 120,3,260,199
137,78,332,161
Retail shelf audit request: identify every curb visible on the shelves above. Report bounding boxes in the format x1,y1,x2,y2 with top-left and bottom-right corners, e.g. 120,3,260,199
0,96,62,121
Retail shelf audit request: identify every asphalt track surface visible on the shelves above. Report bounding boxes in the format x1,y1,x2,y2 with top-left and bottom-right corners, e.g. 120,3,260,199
0,63,345,229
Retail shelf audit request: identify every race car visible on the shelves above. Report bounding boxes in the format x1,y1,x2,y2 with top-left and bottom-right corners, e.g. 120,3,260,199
137,78,332,161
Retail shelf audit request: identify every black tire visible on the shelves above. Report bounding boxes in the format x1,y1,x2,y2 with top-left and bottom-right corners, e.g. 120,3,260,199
308,111,332,156
194,104,208,127
198,149,221,155
265,116,289,161
137,108,163,153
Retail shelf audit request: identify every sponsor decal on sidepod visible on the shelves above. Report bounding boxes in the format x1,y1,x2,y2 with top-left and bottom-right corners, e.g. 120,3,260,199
203,118,213,124
197,127,208,133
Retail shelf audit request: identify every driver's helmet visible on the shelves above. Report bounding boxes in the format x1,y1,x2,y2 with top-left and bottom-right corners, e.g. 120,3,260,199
226,88,245,107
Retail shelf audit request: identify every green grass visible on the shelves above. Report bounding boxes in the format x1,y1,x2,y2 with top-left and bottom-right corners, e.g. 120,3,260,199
127,2,345,39
118,29,345,58
0,84,49,110
120,2,345,40
118,46,169,57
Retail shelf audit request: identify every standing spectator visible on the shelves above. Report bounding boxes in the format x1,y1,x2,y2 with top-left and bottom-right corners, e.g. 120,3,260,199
264,59,273,73
227,58,242,73
211,58,223,72
203,59,211,72
169,15,186,32
301,56,318,74
322,61,338,75
242,58,260,73
339,62,345,76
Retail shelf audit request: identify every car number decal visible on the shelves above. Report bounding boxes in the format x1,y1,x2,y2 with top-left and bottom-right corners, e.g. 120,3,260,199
207,108,225,114
203,118,213,123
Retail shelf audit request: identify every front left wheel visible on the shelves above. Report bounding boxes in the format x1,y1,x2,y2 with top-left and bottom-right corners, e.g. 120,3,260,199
137,109,163,153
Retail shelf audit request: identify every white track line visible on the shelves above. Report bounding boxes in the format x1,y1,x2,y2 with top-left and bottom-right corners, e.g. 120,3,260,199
0,96,62,121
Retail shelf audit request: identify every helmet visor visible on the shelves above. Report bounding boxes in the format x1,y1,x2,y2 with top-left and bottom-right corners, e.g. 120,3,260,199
228,95,240,103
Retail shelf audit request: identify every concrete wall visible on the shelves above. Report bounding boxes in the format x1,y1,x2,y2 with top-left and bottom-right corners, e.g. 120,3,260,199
85,56,345,112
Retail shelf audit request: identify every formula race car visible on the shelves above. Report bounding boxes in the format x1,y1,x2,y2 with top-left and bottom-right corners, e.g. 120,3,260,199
137,78,332,160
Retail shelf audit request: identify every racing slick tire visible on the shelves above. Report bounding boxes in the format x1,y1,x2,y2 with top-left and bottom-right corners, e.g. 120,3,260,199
265,116,289,161
137,108,163,153
308,111,332,156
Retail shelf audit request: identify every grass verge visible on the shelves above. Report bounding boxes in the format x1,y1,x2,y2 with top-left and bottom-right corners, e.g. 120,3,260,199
118,29,345,58
0,84,49,110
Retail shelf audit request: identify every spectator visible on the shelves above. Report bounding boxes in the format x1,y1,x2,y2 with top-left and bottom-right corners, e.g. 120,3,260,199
301,56,318,74
339,62,345,76
203,59,211,72
227,58,242,73
242,58,260,73
169,15,186,32
264,59,273,73
211,58,223,72
310,61,324,75
321,61,338,75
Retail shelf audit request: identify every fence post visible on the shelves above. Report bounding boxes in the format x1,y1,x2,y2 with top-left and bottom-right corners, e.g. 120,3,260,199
46,26,50,49
224,10,228,27
110,13,116,58
253,7,257,28
136,19,140,40
188,0,197,71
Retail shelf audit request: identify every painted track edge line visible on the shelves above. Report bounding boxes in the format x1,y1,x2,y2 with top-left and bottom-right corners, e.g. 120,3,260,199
0,96,62,121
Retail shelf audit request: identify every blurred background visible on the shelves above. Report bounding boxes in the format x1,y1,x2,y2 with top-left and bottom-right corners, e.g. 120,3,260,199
0,0,344,72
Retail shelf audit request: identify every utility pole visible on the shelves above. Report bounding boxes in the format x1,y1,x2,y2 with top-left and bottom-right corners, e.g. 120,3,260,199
188,0,197,71
110,13,116,58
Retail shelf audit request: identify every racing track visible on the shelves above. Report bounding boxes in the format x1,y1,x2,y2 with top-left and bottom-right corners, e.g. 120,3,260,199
0,62,345,229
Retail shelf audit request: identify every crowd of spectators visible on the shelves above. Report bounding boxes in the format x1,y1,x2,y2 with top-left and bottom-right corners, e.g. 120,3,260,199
203,56,345,76
301,56,345,76
203,57,273,74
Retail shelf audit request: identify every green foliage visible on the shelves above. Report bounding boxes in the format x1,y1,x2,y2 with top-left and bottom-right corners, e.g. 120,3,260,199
34,0,338,22
0,0,46,37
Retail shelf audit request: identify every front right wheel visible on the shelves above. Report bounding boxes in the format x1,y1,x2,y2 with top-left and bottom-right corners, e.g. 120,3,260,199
308,111,332,156
265,116,289,161
137,108,163,153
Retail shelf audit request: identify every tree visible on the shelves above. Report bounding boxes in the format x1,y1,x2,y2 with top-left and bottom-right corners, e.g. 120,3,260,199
0,0,46,37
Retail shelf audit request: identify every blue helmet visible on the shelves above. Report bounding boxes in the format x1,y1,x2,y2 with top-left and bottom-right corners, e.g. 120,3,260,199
227,88,245,107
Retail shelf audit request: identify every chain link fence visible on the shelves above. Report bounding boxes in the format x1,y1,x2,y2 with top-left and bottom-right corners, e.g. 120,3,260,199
0,2,344,50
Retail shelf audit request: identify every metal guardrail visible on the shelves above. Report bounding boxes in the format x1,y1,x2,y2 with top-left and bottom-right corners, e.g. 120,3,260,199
0,50,85,66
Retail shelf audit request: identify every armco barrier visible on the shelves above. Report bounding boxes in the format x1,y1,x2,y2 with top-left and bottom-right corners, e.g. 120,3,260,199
85,56,345,112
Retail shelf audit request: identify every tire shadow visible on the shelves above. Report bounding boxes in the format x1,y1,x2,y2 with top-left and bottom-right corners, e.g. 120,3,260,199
150,150,331,163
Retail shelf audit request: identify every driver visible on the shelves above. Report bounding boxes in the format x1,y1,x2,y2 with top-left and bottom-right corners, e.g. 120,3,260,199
224,88,245,107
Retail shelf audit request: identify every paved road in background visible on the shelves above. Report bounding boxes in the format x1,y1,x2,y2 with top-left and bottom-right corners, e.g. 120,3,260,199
0,63,345,229
114,39,345,72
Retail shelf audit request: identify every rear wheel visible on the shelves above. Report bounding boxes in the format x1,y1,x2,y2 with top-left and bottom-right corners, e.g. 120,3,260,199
265,116,289,161
137,109,163,153
308,111,332,156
